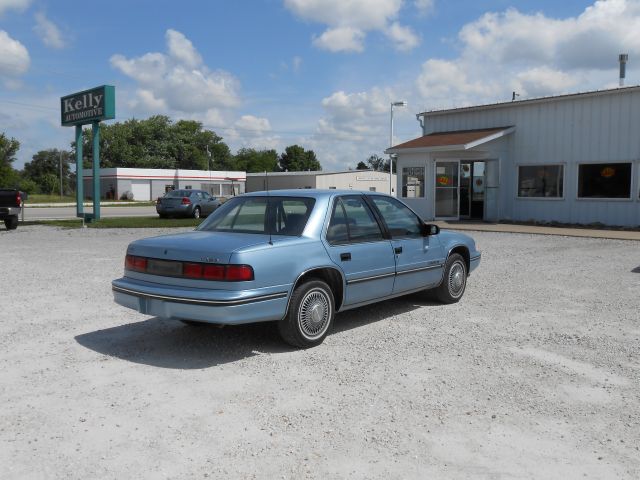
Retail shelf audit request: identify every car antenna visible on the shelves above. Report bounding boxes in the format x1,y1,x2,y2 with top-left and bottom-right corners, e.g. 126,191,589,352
265,170,273,245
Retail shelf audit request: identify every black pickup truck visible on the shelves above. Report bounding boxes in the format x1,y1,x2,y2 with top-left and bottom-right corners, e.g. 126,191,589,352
0,189,24,230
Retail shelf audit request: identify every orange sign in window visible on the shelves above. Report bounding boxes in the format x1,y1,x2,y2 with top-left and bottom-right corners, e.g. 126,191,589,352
437,176,451,186
601,167,616,178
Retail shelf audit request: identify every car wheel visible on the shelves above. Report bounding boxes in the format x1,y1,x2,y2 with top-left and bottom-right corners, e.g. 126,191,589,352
192,207,201,219
158,213,168,219
433,253,467,304
4,216,18,230
278,279,335,348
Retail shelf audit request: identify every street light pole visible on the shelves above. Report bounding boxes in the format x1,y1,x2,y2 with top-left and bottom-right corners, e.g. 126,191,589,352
389,101,407,196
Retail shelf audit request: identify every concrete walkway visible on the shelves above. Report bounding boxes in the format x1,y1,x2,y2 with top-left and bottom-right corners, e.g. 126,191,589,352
435,221,640,241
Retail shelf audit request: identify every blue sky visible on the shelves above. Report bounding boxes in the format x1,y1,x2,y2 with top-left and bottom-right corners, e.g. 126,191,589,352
1,0,638,170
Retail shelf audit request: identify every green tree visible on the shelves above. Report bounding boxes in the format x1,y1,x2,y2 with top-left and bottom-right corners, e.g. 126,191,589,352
356,160,368,170
234,148,278,173
17,177,38,195
40,173,59,195
278,145,321,172
365,154,386,171
0,133,20,188
78,116,233,171
23,149,73,194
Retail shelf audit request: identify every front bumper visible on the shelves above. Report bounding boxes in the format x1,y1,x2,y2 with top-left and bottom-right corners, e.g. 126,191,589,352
112,277,290,324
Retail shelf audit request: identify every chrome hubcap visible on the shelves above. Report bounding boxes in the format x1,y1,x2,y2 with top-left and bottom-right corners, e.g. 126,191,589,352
298,289,331,340
448,261,466,298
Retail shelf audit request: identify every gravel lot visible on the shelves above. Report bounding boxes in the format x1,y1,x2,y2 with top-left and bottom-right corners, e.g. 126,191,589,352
1,226,639,479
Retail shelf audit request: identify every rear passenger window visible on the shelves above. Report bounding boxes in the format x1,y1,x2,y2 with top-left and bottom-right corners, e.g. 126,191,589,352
326,196,383,245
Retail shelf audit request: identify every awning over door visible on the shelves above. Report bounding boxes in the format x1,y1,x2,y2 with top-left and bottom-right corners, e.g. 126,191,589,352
386,126,514,154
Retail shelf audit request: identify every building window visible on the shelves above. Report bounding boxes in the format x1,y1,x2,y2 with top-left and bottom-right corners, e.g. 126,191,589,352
185,185,192,190
329,186,336,189
369,187,376,192
578,163,632,199
517,165,564,198
164,184,175,193
402,167,425,198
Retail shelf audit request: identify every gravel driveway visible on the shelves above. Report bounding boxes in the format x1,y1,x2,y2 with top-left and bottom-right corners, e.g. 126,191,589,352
1,226,638,479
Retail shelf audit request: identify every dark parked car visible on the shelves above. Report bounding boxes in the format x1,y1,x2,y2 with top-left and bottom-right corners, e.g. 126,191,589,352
0,189,25,230
156,189,222,219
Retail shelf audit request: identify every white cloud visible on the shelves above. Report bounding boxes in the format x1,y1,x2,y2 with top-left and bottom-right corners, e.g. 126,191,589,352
110,29,241,118
235,115,272,134
313,27,365,53
284,0,418,52
415,0,640,109
0,0,30,14
414,0,434,16
166,29,202,68
0,30,30,79
459,0,640,71
385,22,420,51
33,12,66,49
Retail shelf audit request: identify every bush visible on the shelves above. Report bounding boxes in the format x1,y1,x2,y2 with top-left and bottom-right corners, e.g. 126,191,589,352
17,178,38,194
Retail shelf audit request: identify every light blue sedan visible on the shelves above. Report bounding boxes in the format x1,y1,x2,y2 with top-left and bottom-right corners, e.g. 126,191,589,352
112,190,481,348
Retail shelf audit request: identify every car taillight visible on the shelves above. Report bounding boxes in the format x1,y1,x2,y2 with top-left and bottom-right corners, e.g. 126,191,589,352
125,254,147,272
181,197,191,205
124,255,253,281
183,263,203,278
16,192,21,207
225,265,254,281
203,265,225,280
157,197,162,204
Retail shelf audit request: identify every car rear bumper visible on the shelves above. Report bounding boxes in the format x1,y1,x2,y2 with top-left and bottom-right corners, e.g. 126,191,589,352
0,206,20,219
112,277,290,324
156,204,193,217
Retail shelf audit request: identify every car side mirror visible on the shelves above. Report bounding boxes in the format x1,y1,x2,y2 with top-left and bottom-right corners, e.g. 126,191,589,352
421,223,440,236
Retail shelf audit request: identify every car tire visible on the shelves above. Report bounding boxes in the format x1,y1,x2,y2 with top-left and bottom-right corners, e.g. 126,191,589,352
192,207,201,219
278,279,335,348
4,216,18,230
433,253,467,304
158,213,168,219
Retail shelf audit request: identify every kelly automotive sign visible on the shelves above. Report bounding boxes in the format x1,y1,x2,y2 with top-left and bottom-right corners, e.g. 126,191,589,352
60,85,115,126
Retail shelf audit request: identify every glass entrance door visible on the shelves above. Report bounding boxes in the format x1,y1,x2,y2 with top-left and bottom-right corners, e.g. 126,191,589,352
435,161,459,218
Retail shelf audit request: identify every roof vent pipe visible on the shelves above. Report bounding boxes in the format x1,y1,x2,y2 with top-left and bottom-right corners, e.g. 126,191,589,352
619,53,628,87
416,113,425,133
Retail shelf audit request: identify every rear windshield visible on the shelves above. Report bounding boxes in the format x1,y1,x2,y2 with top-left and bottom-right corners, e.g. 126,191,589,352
197,196,315,236
165,190,191,198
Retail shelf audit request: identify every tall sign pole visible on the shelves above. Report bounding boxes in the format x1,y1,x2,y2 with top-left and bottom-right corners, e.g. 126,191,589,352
61,85,115,222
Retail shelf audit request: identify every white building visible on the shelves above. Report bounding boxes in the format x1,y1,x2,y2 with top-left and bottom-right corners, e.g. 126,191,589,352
389,86,640,227
82,168,246,201
246,170,396,194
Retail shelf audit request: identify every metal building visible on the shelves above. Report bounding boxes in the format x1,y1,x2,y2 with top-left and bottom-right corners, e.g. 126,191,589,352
389,86,640,227
246,170,396,194
82,168,246,201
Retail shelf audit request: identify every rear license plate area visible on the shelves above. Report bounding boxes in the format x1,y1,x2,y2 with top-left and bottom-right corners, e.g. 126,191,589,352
146,259,183,277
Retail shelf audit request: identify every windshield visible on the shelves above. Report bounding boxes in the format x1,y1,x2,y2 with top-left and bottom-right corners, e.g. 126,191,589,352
197,196,315,236
165,190,191,198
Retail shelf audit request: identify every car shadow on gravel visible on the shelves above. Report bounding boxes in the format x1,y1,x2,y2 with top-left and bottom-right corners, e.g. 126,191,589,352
332,293,441,334
632,265,640,273
75,318,290,369
75,293,440,369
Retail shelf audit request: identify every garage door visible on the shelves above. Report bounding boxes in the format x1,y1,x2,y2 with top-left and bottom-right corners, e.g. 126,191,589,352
130,181,151,201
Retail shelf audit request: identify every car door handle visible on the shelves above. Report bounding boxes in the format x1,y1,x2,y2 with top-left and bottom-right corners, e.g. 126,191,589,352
394,246,403,254
340,252,351,261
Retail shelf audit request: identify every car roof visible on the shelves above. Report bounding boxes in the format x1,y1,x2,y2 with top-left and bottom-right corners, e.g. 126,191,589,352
242,189,392,199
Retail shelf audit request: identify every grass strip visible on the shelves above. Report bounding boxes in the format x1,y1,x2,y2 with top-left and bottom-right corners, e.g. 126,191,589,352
22,216,203,229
